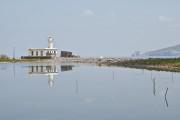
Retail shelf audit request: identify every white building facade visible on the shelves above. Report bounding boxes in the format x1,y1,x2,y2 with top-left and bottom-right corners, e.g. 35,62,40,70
26,37,58,58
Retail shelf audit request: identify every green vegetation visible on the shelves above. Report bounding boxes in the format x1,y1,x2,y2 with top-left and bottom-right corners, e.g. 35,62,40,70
0,57,22,62
0,54,39,63
114,58,180,66
99,58,180,72
0,58,43,63
0,54,14,62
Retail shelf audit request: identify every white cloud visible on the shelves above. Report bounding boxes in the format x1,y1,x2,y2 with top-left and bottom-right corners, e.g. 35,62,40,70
158,15,174,22
82,9,95,16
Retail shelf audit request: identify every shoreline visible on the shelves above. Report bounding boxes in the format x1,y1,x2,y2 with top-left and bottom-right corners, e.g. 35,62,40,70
98,58,180,72
1,57,180,72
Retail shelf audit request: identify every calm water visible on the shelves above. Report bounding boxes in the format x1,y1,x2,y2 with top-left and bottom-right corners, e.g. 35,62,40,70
0,63,180,120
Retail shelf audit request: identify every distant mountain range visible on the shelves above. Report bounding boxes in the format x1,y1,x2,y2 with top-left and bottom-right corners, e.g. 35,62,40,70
133,44,180,58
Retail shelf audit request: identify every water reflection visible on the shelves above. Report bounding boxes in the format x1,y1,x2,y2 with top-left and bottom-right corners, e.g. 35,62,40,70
28,64,73,88
75,80,79,94
13,63,177,108
152,77,156,96
165,87,169,107
0,63,8,70
26,64,175,107
13,63,16,80
61,65,73,72
1,63,180,119
150,72,174,108
112,71,115,80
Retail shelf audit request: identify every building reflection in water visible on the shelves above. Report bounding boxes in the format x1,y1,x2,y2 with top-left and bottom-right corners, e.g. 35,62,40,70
28,65,73,88
61,65,73,72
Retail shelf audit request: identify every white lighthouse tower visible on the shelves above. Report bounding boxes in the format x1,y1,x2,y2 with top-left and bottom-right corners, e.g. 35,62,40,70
48,37,54,48
26,36,58,58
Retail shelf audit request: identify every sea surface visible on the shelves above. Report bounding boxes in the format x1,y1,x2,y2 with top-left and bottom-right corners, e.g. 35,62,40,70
0,62,180,120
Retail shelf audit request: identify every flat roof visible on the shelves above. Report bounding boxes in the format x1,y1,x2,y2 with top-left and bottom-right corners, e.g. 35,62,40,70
28,48,58,50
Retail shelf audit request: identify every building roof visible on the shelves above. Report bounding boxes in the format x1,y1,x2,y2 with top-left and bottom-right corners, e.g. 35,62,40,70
28,48,58,51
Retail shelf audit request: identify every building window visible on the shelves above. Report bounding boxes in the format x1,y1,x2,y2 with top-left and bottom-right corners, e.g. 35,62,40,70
36,51,38,56
41,51,43,56
31,51,33,56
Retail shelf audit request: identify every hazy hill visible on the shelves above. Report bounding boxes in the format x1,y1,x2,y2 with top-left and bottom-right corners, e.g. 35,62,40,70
142,44,180,57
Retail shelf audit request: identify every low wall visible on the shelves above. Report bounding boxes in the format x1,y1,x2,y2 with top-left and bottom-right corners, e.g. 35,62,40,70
21,56,52,59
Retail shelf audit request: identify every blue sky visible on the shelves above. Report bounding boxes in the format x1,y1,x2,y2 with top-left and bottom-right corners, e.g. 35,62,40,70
0,0,180,57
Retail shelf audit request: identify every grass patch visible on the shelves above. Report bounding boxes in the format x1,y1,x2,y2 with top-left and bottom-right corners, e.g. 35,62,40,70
99,58,180,72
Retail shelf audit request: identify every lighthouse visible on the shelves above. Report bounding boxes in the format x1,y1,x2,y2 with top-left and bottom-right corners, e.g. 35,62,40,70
23,36,58,59
48,37,54,48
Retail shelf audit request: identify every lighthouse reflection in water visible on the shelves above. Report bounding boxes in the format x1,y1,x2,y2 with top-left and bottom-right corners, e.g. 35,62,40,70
28,64,73,88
